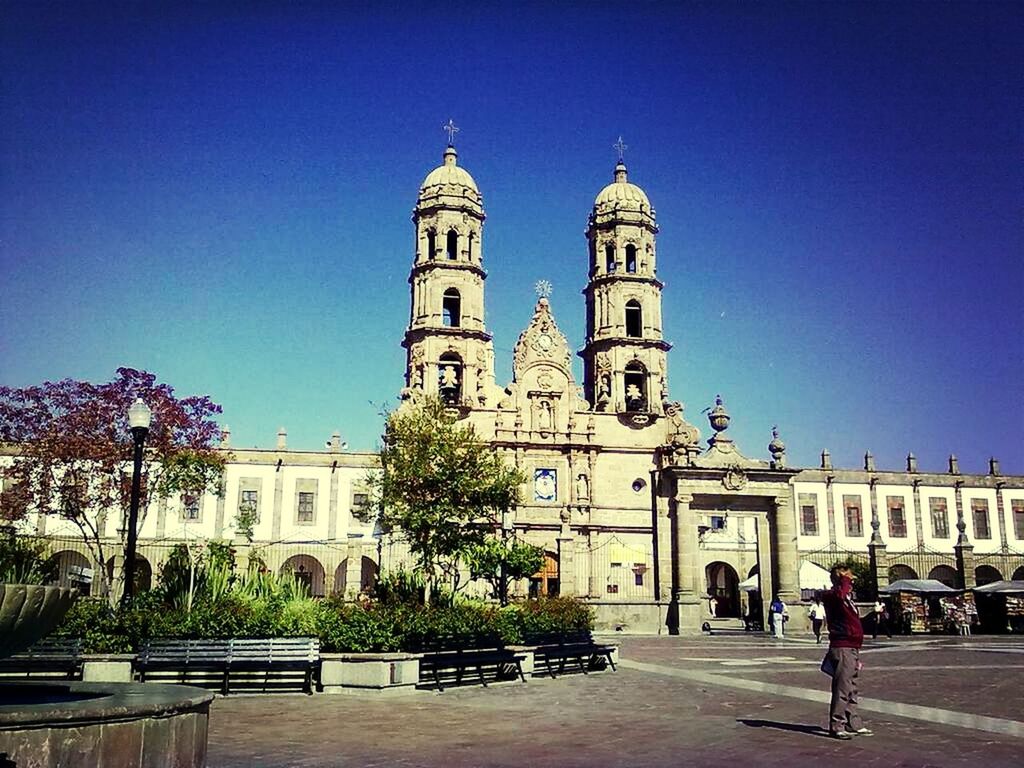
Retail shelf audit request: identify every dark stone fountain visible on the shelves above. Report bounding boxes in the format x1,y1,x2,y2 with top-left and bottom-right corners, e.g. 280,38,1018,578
0,584,214,767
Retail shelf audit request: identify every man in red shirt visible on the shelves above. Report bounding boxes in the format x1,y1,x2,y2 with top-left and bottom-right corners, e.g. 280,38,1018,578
821,565,872,739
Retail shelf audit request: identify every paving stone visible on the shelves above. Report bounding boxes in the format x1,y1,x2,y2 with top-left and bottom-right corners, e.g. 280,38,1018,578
207,635,1024,767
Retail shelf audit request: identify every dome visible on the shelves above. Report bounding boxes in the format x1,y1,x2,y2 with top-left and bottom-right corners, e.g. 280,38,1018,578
420,146,479,193
593,161,651,212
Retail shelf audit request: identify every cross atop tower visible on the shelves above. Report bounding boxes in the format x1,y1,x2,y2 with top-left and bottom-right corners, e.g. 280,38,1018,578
613,136,628,162
443,119,460,146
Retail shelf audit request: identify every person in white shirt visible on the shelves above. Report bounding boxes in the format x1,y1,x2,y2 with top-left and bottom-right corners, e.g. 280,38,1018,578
810,595,827,643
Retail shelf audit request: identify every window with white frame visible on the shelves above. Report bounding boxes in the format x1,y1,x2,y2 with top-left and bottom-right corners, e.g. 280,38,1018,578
843,495,863,537
297,491,315,523
887,496,907,538
799,493,818,536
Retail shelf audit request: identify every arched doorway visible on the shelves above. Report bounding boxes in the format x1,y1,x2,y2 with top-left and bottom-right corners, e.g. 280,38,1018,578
706,562,740,618
929,564,958,588
889,564,918,582
530,551,559,598
50,550,93,595
280,554,326,597
360,556,379,592
334,559,349,595
105,554,152,594
975,565,1002,587
1014,565,1024,581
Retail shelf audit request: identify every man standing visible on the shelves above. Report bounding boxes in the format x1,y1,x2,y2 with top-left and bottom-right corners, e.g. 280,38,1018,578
821,565,872,739
769,595,787,639
809,595,826,643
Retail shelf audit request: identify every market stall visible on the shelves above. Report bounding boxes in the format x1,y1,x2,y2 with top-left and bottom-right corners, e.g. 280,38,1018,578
972,580,1024,634
881,579,970,634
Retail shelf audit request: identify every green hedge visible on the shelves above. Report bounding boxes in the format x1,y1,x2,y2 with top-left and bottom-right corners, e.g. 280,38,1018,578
53,595,594,654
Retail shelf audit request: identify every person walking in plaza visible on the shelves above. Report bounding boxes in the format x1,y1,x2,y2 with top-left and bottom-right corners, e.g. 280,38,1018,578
770,595,787,639
872,598,892,639
822,565,871,739
809,595,827,643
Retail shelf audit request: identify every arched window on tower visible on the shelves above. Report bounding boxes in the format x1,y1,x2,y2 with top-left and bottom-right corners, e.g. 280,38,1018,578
624,361,647,413
625,300,643,338
446,229,458,260
438,352,463,405
605,244,616,273
426,230,436,260
442,288,461,328
625,244,637,273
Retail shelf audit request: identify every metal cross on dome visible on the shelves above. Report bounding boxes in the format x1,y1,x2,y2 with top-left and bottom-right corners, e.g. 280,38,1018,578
443,119,459,146
613,136,628,161
535,280,552,299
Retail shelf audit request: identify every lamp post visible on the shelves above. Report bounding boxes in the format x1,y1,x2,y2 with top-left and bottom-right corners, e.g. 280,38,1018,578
122,397,151,607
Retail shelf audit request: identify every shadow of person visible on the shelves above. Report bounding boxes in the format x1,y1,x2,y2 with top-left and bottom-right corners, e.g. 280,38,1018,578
739,719,831,737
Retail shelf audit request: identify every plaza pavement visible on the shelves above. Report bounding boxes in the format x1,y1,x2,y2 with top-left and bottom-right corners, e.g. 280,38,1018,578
207,633,1024,767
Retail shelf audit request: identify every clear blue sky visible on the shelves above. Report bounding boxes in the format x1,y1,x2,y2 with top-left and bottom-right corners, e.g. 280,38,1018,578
2,1,1021,474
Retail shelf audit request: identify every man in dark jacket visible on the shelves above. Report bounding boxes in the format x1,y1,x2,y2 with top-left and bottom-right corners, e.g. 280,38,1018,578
821,565,872,739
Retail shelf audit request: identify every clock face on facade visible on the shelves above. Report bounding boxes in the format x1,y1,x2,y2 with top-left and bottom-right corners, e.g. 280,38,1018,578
534,468,557,502
537,333,552,351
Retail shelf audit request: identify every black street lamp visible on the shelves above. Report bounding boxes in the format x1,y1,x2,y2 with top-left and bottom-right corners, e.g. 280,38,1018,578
121,397,151,607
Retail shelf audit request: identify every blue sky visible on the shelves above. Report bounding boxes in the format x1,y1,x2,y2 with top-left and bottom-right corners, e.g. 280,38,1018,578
2,1,1021,473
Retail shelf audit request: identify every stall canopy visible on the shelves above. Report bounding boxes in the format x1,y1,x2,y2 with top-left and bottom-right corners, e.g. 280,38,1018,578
737,561,832,594
972,580,1024,594
882,579,959,594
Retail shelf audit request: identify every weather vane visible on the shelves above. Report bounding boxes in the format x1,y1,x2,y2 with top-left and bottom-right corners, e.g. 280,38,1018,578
534,280,552,299
443,119,459,146
613,136,627,162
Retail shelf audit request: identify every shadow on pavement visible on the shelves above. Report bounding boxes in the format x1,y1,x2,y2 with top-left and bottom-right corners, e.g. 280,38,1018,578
739,719,830,737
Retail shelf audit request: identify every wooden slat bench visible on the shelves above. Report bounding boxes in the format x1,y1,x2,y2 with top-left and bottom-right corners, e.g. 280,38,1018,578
0,637,83,680
135,637,321,695
417,635,527,692
526,631,616,678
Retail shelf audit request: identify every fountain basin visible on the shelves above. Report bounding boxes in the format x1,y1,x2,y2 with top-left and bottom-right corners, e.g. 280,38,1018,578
0,681,214,767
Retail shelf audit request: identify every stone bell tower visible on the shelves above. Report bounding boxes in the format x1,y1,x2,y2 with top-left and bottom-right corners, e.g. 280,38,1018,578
402,130,496,407
580,141,671,415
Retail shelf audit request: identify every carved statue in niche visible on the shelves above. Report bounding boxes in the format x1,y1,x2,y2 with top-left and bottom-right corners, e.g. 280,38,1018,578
476,367,487,405
536,400,553,431
575,473,590,502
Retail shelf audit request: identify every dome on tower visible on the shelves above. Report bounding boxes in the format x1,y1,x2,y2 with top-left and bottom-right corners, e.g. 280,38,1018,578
593,161,652,214
420,146,479,194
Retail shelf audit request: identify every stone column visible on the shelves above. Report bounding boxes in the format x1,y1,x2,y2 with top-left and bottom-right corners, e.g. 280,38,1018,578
557,524,576,596
771,495,799,603
654,484,673,602
672,492,702,633
954,482,975,589
994,482,1008,551
756,514,775,631
824,477,837,546
911,480,925,548
868,478,888,597
272,469,285,541
214,478,227,539
345,544,364,594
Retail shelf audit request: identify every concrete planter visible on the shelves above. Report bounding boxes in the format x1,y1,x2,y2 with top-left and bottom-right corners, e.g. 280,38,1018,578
82,654,135,683
319,653,420,693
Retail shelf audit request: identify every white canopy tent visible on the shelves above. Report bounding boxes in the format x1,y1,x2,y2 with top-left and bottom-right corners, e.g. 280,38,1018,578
972,580,1024,594
737,561,832,594
881,579,959,594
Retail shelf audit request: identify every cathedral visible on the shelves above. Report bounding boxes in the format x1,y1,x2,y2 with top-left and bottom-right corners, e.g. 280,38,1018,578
17,139,1024,635
389,138,1024,633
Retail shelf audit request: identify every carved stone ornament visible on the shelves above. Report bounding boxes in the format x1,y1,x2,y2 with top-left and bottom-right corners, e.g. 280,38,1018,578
511,297,574,383
663,401,700,447
722,465,748,491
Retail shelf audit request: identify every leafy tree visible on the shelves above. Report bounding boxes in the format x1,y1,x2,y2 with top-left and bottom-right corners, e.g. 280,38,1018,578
0,529,56,584
357,396,525,604
0,368,226,603
465,537,544,606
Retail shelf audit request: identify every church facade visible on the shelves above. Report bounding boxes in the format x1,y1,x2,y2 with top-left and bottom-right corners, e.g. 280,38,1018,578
9,143,1023,634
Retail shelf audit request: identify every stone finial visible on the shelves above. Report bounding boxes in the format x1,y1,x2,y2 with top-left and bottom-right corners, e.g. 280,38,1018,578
948,454,960,474
906,453,918,473
277,427,287,450
706,395,733,449
220,425,231,448
820,449,832,470
989,457,1001,476
864,451,876,472
768,426,786,468
329,432,342,452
